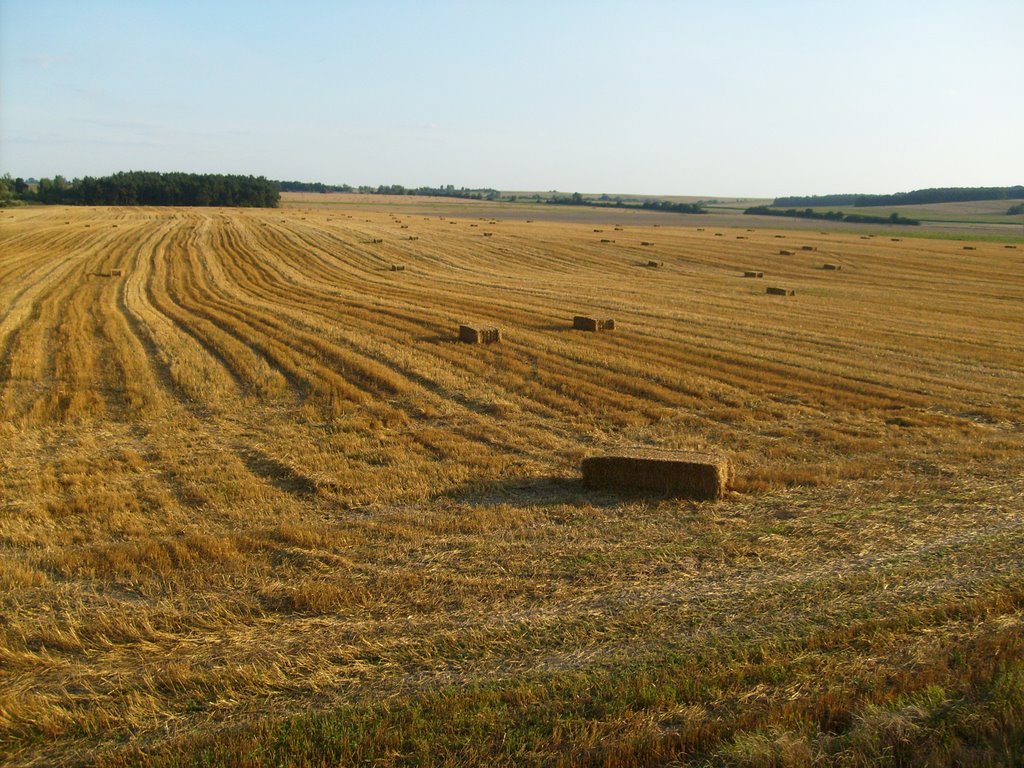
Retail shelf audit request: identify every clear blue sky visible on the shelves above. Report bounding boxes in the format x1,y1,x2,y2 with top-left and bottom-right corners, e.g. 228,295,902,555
1,0,1021,197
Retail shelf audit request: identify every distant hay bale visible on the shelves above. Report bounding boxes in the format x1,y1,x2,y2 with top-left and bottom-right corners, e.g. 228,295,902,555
714,233,723,237
408,236,419,240
736,236,747,239
391,265,406,271
1005,245,1018,249
459,324,501,344
483,232,493,236
774,235,785,238
110,268,123,277
779,249,794,255
861,236,870,239
800,245,816,251
573,315,615,331
962,246,976,251
600,239,615,243
746,228,755,232
766,287,795,296
646,260,663,268
743,271,764,278
697,227,705,231
526,220,533,223
891,238,901,242
400,225,409,229
581,449,730,500
470,224,478,227
593,229,603,232
641,241,654,246
822,263,841,270
614,227,623,231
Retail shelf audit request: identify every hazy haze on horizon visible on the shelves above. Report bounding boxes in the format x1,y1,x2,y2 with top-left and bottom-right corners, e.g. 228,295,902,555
1,0,1021,198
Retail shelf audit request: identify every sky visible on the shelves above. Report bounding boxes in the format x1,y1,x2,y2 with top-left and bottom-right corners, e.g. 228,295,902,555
1,0,1021,198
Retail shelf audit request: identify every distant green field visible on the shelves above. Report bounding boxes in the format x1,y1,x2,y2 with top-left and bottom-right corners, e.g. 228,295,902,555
807,199,1024,226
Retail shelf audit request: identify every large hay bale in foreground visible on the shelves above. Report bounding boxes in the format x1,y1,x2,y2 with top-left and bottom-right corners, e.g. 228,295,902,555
459,324,501,344
581,449,730,499
573,315,615,331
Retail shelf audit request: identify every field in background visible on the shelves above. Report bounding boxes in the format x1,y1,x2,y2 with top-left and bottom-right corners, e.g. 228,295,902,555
2,205,1023,766
280,192,1024,238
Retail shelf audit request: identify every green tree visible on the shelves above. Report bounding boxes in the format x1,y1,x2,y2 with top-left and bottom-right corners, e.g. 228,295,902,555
0,174,14,205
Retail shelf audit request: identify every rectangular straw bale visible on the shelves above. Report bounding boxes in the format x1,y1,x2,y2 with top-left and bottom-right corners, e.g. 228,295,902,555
743,271,764,278
801,245,816,251
110,269,123,277
573,316,615,331
779,249,794,255
822,263,841,270
646,260,663,267
766,287,795,296
391,264,406,271
581,449,730,500
459,324,501,344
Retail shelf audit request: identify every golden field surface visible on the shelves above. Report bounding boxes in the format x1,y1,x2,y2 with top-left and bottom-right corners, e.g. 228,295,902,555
1,205,1023,766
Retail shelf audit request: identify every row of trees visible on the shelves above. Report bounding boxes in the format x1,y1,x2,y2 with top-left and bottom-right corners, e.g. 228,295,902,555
547,192,705,214
276,180,353,193
745,206,920,225
6,172,280,207
774,186,1024,208
357,184,503,200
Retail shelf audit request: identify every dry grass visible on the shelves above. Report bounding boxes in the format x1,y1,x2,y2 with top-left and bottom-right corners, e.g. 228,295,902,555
1,205,1023,766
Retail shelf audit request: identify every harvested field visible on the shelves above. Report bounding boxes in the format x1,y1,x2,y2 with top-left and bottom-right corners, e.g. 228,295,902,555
2,205,1024,766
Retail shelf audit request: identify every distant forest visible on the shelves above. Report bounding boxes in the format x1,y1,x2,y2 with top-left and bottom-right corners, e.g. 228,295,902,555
774,186,1024,208
745,206,920,225
13,172,280,207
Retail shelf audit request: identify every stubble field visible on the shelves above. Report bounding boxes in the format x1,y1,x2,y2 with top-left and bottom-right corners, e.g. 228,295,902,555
1,205,1023,766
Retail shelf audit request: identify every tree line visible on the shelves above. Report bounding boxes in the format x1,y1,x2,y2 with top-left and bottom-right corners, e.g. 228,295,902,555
745,206,920,225
774,186,1024,208
4,172,280,207
547,192,705,214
